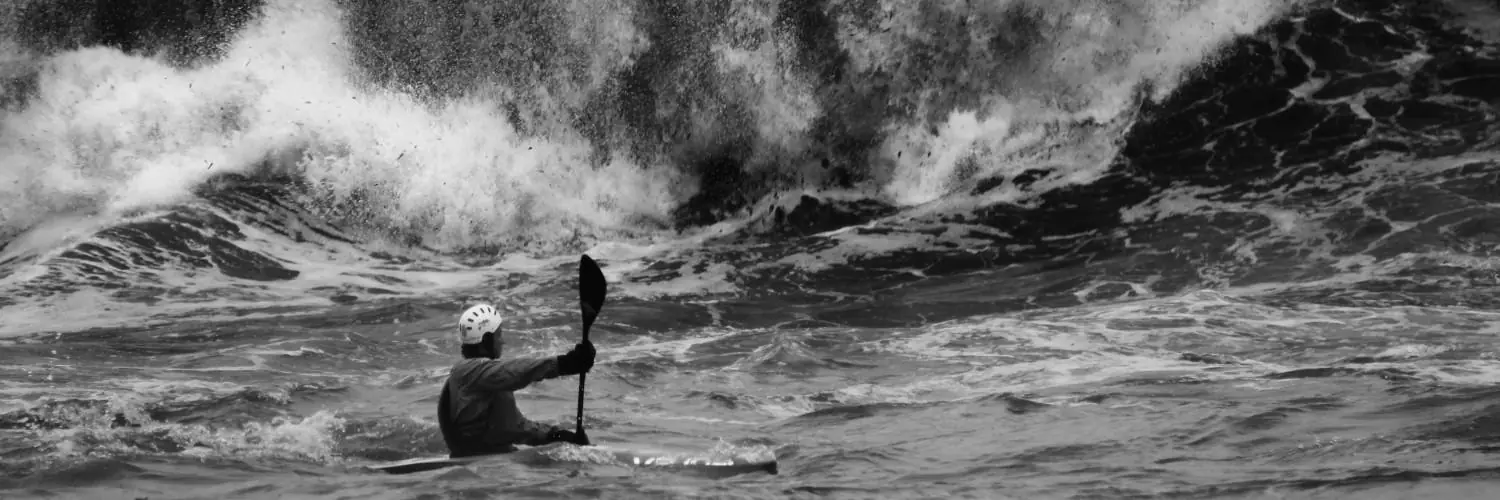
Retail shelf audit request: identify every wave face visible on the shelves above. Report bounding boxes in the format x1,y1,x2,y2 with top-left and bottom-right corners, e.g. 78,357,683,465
3,0,1499,338
7,0,1500,497
2,0,1498,338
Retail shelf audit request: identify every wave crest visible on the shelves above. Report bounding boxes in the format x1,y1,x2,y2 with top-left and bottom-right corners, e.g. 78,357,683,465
1,0,1301,251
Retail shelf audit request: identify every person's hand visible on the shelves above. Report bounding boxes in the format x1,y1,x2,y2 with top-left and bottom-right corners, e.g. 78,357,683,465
546,427,588,445
557,341,596,376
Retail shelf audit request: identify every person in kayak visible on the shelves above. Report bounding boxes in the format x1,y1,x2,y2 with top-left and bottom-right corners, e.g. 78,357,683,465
438,303,595,457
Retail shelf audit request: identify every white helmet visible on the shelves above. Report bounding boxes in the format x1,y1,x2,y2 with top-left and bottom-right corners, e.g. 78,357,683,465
457,303,503,344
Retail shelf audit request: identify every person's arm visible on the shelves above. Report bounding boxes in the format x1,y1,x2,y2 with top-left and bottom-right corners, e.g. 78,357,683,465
515,417,561,446
467,342,595,392
468,357,561,392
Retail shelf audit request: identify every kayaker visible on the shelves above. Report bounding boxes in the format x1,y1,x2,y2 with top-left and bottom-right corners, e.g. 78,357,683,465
438,303,595,457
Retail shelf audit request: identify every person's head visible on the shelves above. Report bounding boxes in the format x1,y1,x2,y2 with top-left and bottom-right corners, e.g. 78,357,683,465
457,303,504,359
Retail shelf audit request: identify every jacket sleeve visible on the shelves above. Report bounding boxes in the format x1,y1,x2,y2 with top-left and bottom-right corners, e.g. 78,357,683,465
468,357,562,392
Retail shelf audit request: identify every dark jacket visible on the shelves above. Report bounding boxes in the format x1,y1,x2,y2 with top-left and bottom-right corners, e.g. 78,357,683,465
444,356,562,455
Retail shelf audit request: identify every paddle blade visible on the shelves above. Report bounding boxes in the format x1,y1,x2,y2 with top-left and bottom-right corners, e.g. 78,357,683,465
579,255,607,336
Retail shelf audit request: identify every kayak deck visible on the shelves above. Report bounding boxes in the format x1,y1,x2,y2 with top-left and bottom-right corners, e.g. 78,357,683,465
366,443,778,477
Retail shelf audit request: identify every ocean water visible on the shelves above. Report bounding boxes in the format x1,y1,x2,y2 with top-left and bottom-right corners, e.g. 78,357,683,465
4,0,1500,498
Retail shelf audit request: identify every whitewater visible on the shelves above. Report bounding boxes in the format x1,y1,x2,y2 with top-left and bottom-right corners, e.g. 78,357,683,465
5,0,1500,498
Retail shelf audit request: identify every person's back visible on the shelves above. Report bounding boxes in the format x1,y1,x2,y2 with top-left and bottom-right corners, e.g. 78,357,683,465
439,303,594,457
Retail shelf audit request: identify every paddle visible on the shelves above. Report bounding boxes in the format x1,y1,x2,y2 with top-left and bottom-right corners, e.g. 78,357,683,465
575,254,606,445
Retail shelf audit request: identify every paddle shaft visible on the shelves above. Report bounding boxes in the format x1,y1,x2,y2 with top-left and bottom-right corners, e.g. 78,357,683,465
575,323,589,440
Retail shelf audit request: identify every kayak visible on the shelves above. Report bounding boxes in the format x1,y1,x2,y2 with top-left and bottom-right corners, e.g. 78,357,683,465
366,442,779,477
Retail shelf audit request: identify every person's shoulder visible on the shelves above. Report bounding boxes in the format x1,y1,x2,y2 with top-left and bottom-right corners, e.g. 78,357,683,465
449,357,502,385
450,357,490,373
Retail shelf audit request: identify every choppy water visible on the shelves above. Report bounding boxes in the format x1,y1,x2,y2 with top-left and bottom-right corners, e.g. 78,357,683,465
6,0,1500,498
